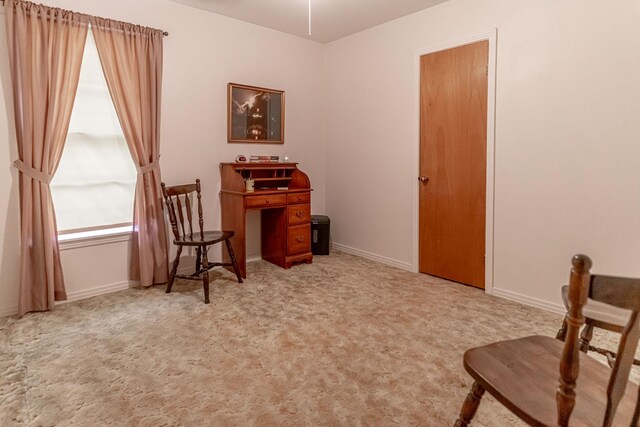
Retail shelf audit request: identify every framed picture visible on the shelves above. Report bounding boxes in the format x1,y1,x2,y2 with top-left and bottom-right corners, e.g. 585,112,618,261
228,83,285,144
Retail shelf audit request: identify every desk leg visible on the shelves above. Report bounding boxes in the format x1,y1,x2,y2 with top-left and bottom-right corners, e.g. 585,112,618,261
221,193,247,279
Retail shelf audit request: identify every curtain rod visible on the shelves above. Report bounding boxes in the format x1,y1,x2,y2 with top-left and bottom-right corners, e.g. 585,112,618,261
0,0,169,36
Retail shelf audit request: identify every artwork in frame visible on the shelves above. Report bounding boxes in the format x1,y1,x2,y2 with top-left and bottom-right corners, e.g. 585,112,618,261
228,83,285,144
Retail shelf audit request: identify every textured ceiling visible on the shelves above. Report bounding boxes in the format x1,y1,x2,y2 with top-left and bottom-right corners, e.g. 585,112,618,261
168,0,449,43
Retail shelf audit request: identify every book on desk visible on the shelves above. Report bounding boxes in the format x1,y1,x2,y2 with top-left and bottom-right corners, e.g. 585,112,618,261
219,162,313,278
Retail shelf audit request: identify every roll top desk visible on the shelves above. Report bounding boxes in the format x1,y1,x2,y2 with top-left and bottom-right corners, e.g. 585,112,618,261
219,162,313,278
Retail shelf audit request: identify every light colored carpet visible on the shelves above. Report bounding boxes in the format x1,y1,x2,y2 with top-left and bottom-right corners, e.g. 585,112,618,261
0,251,628,426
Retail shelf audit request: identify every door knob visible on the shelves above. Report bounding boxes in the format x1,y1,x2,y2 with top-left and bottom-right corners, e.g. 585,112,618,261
418,176,429,183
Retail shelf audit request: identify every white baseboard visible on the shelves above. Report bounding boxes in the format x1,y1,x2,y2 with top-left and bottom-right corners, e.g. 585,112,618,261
0,305,17,318
246,255,262,263
0,257,565,320
492,287,565,315
331,243,564,317
0,280,137,318
332,242,414,272
60,281,137,304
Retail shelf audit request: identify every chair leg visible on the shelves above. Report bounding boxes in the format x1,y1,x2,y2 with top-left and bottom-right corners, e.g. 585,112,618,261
580,324,594,353
454,382,485,427
201,247,210,304
195,246,202,276
166,246,183,294
225,239,243,283
556,315,569,341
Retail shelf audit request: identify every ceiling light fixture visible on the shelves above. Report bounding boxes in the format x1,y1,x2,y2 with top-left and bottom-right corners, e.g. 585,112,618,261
308,0,311,36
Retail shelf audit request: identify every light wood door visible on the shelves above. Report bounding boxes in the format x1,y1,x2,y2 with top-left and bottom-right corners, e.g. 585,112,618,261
419,41,488,289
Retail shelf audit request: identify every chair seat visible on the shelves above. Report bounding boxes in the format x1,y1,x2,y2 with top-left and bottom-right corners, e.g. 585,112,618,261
173,230,234,246
464,335,638,426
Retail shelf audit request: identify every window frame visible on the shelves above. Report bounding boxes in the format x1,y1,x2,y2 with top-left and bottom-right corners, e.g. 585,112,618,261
58,223,133,250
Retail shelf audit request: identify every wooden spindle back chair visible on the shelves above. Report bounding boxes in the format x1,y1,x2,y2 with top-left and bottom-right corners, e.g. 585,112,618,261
455,255,640,426
161,179,242,304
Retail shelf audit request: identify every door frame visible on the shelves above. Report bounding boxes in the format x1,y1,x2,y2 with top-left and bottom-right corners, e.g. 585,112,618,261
412,29,498,295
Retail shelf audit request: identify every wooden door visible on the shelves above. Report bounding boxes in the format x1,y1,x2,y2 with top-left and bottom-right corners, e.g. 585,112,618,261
419,41,488,289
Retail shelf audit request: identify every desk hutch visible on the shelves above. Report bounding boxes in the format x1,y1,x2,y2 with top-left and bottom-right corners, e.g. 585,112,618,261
220,162,313,278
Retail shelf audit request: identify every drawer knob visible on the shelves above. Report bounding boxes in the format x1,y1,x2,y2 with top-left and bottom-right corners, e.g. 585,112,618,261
298,197,302,201
296,236,304,243
295,211,304,217
265,199,270,204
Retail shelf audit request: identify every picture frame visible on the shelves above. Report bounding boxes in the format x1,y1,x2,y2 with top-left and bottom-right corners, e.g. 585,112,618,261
227,83,285,144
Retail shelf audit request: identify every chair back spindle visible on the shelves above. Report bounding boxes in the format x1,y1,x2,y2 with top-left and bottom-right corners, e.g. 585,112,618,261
161,179,205,241
175,196,186,237
196,179,204,237
161,184,179,241
184,193,194,236
557,254,592,426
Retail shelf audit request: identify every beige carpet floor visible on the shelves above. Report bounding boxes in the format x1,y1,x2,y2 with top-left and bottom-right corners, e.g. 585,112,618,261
0,251,630,426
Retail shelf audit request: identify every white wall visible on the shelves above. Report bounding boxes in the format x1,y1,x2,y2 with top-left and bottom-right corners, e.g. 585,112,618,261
324,0,640,309
0,0,326,316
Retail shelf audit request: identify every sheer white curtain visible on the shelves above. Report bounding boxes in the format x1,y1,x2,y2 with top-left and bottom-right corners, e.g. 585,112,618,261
51,30,137,232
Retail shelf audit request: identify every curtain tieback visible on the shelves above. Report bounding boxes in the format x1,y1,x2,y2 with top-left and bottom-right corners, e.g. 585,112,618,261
13,160,53,184
137,159,160,175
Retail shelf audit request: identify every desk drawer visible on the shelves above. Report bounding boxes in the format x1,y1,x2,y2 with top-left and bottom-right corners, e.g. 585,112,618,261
245,194,286,209
287,204,310,225
287,224,310,255
287,192,310,204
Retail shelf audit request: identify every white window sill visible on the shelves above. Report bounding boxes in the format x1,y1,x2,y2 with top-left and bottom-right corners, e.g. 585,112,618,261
58,225,133,251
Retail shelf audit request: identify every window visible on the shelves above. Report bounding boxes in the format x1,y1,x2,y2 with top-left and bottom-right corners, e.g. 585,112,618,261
51,30,137,234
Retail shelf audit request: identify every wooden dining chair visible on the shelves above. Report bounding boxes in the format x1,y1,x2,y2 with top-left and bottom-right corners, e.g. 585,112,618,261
161,179,242,304
556,278,640,368
454,255,640,427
